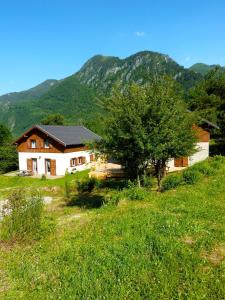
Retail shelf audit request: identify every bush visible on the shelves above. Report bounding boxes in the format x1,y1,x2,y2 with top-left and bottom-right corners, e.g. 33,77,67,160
141,175,154,188
41,174,47,180
212,155,225,163
124,182,148,200
64,175,71,200
182,169,201,185
103,192,121,206
208,155,225,170
76,178,97,193
161,174,183,191
191,163,216,176
1,189,43,240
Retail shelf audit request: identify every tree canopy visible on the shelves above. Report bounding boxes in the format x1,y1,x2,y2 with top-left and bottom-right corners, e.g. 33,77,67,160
0,124,18,174
0,124,12,146
100,78,196,188
41,113,65,125
188,67,225,133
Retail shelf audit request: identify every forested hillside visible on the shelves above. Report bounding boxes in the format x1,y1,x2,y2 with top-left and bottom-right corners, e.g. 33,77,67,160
0,50,210,136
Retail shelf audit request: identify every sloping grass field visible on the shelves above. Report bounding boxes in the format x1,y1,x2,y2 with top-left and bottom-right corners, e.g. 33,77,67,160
0,158,225,299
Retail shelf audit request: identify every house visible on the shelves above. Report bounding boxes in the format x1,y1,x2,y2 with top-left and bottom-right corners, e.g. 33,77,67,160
167,125,210,169
15,125,101,176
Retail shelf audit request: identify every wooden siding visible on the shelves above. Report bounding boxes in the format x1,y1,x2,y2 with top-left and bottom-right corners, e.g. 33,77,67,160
64,145,89,153
16,128,87,153
193,125,210,142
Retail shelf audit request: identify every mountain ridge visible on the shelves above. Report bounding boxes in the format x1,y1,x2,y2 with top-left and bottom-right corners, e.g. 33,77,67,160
0,50,214,136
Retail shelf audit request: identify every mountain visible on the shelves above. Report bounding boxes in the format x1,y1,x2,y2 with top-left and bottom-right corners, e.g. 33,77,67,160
0,51,204,136
189,63,223,76
0,79,58,104
76,51,202,91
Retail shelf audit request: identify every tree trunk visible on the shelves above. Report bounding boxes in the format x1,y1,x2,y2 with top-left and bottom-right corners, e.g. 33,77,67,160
137,175,141,188
155,160,166,191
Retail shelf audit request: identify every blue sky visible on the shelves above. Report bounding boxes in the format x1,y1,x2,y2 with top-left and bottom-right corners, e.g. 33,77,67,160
0,0,225,95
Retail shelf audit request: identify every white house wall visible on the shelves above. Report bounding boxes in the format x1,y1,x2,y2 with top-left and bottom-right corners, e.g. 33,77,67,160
189,142,209,166
167,142,209,171
18,151,92,176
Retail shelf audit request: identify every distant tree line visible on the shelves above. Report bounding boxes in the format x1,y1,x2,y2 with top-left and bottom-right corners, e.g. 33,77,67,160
0,124,18,174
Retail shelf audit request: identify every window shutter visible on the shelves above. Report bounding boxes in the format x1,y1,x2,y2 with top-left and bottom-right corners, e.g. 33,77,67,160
70,159,73,167
82,157,86,164
27,159,32,171
75,158,78,166
90,154,94,162
27,140,31,148
50,159,56,176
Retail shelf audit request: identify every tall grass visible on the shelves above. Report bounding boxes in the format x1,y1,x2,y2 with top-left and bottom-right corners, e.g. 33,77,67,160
0,189,43,241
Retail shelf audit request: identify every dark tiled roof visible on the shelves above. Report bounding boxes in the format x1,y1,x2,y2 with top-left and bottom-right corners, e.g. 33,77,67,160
36,125,101,146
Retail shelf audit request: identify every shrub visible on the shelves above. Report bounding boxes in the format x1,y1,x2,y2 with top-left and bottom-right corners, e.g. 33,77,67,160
76,178,97,193
103,192,121,206
64,175,71,200
212,155,225,163
124,182,148,200
41,174,47,180
209,155,225,170
191,163,216,176
182,169,201,185
161,174,183,191
141,175,154,188
1,189,43,240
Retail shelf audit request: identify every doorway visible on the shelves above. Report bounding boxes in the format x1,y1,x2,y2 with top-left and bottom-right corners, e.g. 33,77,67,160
32,158,38,173
45,159,51,175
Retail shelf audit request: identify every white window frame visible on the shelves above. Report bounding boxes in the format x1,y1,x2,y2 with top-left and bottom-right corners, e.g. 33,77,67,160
44,139,50,148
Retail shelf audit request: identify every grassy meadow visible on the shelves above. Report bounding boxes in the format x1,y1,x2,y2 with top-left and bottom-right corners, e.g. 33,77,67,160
0,158,225,299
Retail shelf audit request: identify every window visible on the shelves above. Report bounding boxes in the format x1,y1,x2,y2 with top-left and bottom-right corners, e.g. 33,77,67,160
71,158,76,167
44,139,50,148
90,154,95,162
31,140,36,148
78,157,83,165
71,157,86,167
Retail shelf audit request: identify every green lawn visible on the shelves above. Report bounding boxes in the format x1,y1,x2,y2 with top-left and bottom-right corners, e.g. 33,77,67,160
0,160,225,299
0,170,89,199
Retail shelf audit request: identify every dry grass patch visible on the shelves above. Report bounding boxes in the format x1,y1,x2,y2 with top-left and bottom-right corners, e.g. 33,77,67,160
202,243,225,265
182,235,196,245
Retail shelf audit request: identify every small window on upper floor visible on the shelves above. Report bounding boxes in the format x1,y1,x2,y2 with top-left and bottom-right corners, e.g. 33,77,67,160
44,139,50,148
31,140,36,148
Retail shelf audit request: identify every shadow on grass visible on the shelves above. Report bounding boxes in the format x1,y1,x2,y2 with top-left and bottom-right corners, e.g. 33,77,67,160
99,179,129,190
68,193,105,209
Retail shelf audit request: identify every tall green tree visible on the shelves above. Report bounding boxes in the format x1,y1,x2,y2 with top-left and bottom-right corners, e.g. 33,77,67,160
41,113,65,125
100,78,196,189
188,67,225,130
0,124,12,146
0,124,18,173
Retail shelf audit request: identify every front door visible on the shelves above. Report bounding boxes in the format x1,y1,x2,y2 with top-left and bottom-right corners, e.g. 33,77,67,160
32,158,38,173
45,159,51,175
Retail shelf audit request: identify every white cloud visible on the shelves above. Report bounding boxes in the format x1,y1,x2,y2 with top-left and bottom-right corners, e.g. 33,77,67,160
185,56,191,62
135,31,145,37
